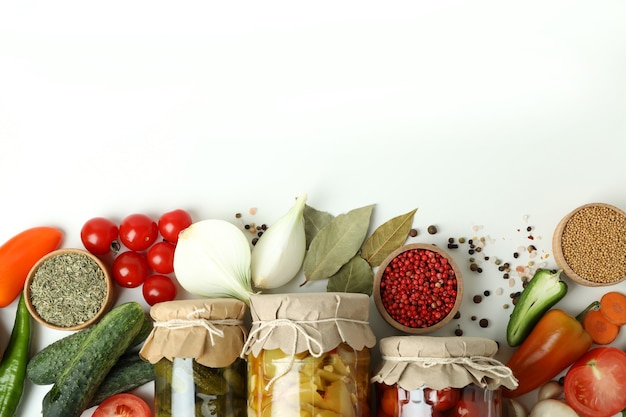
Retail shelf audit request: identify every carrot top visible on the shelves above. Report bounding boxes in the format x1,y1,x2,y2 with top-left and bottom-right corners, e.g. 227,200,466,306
600,291,626,326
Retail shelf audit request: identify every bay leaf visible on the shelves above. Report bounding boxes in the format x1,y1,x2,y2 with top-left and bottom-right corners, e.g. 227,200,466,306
326,255,373,295
303,204,334,249
303,204,374,282
361,208,417,267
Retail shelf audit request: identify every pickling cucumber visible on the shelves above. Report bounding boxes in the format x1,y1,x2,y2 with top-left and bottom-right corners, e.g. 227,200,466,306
41,302,146,417
27,311,152,385
87,352,155,408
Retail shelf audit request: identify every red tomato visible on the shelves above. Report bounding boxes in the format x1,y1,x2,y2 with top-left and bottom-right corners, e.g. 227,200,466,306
142,274,177,306
112,251,150,288
158,209,192,243
425,387,461,411
450,399,486,417
146,241,175,274
564,347,626,417
93,393,152,417
80,217,119,255
378,383,399,416
119,213,158,251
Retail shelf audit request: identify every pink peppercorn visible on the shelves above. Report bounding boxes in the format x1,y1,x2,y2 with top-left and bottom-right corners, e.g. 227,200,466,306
379,248,458,329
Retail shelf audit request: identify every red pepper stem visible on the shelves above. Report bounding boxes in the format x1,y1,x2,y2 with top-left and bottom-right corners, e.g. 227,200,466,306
575,301,601,322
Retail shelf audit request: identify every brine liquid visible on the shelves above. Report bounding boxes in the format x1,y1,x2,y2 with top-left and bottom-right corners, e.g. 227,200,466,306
248,344,371,417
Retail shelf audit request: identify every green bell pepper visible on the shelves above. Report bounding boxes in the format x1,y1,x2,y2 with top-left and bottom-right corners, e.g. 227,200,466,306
506,268,567,347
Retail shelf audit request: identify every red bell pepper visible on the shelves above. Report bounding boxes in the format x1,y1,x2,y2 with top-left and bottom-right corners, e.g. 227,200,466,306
503,308,592,398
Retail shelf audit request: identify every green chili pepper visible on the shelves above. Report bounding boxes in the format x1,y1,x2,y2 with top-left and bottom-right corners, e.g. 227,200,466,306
506,268,567,347
0,294,31,417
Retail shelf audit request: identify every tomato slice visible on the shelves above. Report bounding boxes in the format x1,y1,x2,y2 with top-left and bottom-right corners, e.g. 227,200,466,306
564,347,626,417
93,393,152,417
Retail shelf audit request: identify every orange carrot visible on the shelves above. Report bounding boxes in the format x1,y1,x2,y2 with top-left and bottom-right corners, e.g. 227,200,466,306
600,291,626,326
580,301,620,345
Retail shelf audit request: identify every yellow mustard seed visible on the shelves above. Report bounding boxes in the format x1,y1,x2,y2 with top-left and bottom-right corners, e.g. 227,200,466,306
561,205,626,284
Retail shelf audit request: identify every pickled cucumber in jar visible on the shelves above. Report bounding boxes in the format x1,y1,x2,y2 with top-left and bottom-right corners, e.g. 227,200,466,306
155,357,247,417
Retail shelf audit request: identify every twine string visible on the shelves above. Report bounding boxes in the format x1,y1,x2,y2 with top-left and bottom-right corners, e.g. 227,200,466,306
154,307,243,346
381,355,514,379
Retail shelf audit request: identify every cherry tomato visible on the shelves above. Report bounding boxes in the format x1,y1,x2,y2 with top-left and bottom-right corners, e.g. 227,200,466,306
158,209,192,243
111,251,150,288
425,387,461,411
142,274,177,306
450,399,486,417
146,241,176,274
119,213,158,251
378,384,399,417
564,347,626,417
80,217,119,255
93,393,152,417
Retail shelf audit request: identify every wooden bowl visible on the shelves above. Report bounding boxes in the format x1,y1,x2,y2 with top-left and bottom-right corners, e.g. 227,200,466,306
373,243,463,334
24,248,116,331
553,202,626,287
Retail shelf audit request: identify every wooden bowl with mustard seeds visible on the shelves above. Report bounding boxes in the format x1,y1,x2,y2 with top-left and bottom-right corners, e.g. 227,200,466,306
373,243,463,334
553,203,626,287
24,248,116,331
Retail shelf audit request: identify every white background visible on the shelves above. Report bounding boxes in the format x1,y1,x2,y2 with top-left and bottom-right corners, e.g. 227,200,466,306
2,1,626,416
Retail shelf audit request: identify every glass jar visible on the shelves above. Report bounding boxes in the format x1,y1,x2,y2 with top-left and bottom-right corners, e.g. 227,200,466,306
139,298,248,417
243,292,377,417
372,336,518,417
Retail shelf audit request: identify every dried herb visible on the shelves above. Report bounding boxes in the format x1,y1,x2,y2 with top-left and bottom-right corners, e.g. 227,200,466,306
303,204,334,249
327,255,373,295
361,208,417,267
29,252,107,328
303,204,374,283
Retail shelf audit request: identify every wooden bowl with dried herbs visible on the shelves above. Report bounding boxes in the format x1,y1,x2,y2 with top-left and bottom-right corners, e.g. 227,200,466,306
553,202,626,287
373,243,463,334
24,248,116,331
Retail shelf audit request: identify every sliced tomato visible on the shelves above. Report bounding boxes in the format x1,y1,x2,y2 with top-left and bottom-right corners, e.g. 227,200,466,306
564,347,626,417
93,393,152,417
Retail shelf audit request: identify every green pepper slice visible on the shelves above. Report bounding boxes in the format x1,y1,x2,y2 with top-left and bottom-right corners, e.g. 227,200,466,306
506,269,567,347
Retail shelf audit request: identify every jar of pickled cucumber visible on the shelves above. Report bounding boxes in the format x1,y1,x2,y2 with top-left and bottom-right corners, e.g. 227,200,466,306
371,336,518,417
242,292,377,417
139,298,248,417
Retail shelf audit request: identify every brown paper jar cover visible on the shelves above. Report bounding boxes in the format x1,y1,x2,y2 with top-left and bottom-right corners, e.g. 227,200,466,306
371,336,518,391
242,292,376,357
140,298,247,368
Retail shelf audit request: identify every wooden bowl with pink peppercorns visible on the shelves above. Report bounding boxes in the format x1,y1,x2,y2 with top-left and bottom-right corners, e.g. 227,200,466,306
373,243,463,334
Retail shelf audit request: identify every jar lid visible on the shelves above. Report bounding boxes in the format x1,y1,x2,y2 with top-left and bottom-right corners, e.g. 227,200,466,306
371,336,518,391
139,298,247,368
242,292,376,357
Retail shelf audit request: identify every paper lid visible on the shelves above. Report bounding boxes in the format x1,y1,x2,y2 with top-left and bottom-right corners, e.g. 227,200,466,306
371,336,518,391
242,292,376,357
139,298,247,368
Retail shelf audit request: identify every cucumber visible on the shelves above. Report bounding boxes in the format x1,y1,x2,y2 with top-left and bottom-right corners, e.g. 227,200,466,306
41,302,146,417
27,311,152,385
87,352,155,408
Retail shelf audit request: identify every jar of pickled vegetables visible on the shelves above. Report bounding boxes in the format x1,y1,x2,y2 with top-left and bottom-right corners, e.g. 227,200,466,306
371,336,518,417
139,298,248,417
243,292,377,417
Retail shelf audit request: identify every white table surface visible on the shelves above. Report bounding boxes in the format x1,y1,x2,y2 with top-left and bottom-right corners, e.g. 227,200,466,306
2,1,626,416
